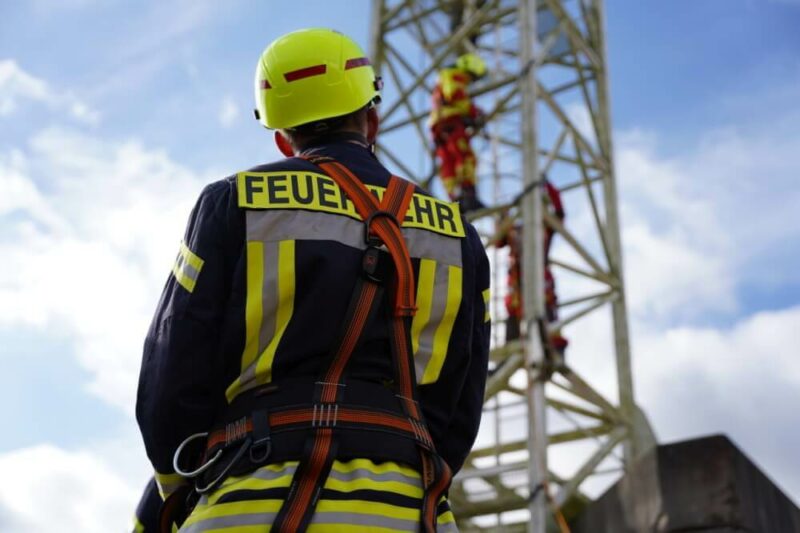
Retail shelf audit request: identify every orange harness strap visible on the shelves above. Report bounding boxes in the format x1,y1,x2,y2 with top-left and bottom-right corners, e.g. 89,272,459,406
271,156,450,533
319,160,453,533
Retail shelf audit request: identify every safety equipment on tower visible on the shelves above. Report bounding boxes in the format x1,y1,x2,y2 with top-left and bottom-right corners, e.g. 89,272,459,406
455,52,487,79
253,28,383,130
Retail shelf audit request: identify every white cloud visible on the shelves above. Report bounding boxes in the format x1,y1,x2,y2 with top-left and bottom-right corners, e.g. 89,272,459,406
218,96,240,128
615,139,736,321
69,101,101,125
0,127,209,413
533,112,800,502
0,60,100,124
0,60,48,116
633,305,800,500
612,119,800,324
0,442,145,533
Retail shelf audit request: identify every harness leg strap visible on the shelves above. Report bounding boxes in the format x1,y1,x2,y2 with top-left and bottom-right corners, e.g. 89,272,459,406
273,428,337,532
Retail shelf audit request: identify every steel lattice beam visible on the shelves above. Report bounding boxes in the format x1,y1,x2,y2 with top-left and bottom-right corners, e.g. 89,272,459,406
369,1,655,531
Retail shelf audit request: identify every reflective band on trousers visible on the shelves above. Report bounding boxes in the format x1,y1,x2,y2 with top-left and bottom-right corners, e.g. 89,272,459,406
180,459,458,532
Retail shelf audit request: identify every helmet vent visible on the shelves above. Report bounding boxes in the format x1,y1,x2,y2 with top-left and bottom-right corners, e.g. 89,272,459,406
284,64,327,82
345,57,371,70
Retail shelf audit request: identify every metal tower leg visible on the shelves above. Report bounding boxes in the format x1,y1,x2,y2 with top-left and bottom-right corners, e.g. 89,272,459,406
368,1,655,530
518,1,548,531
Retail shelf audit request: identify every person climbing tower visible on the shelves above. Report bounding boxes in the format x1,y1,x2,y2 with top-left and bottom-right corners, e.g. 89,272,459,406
494,178,567,358
429,52,487,212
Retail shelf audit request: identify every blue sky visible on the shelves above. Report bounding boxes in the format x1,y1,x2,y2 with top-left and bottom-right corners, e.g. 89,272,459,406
1,1,799,530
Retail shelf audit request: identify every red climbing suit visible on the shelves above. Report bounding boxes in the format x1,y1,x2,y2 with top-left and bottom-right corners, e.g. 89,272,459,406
429,67,482,201
496,180,567,352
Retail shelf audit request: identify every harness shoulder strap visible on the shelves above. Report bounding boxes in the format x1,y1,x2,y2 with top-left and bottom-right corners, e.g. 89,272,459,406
316,158,417,318
271,156,426,533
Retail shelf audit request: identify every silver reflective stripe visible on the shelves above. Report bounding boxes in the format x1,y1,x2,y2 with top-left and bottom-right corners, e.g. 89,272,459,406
181,512,278,532
328,467,421,487
257,240,279,363
311,511,420,530
403,227,462,267
183,510,457,533
239,215,284,392
183,262,200,281
251,463,297,481
246,209,365,249
197,464,299,507
181,510,436,532
245,209,462,266
415,261,449,380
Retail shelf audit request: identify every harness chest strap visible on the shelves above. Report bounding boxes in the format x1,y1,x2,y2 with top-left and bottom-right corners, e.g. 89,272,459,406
317,159,417,318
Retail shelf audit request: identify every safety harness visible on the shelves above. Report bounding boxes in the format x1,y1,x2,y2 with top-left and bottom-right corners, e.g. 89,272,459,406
174,157,452,532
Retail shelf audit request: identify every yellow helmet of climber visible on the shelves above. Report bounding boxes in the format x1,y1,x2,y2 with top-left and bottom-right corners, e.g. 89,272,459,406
254,28,383,130
455,53,487,79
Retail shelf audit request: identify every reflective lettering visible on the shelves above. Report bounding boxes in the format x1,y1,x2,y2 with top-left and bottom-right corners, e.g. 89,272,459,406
413,195,435,227
338,183,353,212
245,174,264,205
318,177,338,208
267,174,289,204
435,202,457,234
291,174,314,205
237,171,466,237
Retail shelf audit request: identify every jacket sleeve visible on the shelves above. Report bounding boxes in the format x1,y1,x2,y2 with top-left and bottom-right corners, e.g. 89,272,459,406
135,180,234,498
433,224,491,474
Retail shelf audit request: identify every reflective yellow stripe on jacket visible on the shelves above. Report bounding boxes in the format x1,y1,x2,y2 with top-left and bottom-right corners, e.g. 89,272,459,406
226,239,296,402
181,459,458,533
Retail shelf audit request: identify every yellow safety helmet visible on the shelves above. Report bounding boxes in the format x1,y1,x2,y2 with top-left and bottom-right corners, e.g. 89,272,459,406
254,28,382,130
455,53,487,79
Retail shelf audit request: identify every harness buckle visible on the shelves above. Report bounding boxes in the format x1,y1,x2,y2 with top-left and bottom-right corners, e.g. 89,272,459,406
362,246,385,283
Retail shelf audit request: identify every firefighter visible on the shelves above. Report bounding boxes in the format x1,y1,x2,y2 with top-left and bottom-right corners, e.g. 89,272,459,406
495,179,566,355
136,28,490,532
429,53,487,211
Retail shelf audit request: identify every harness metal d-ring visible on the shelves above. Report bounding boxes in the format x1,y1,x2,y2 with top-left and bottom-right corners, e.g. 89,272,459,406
195,437,252,494
172,432,223,478
363,210,399,245
249,437,271,463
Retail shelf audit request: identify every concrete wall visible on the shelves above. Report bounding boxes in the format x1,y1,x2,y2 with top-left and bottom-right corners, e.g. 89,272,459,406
570,434,800,532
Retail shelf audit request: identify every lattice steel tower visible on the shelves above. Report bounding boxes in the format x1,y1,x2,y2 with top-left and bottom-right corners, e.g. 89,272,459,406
369,1,655,531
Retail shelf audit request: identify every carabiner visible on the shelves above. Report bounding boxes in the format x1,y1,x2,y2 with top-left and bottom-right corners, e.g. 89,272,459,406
195,437,252,494
172,432,223,478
